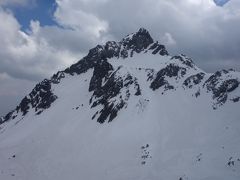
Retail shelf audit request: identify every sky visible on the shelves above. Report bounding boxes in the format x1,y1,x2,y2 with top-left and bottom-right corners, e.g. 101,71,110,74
214,0,231,6
0,0,239,116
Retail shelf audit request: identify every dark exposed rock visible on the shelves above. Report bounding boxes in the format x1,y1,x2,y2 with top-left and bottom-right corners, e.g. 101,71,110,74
195,89,201,97
17,97,31,116
150,64,187,91
0,79,57,125
140,144,151,165
89,63,141,123
63,29,165,76
89,60,114,93
134,83,141,96
231,96,240,103
51,71,65,84
0,117,4,124
64,45,108,76
145,69,155,82
148,41,169,56
55,41,118,81
121,28,154,55
178,175,188,180
0,111,14,124
196,153,203,162
171,54,194,68
204,70,239,107
216,79,239,94
104,41,120,58
16,79,57,116
227,157,235,167
65,57,94,76
183,72,205,88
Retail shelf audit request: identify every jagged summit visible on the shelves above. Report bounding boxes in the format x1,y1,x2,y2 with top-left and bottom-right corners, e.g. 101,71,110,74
85,28,167,60
63,28,168,75
0,28,240,180
122,28,153,43
121,28,154,53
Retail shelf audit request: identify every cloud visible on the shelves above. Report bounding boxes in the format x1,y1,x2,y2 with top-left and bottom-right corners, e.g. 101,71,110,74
160,32,177,46
57,0,239,71
0,8,82,80
54,0,109,38
0,0,114,81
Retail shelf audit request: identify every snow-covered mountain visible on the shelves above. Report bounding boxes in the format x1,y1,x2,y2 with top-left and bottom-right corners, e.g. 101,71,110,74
0,28,240,180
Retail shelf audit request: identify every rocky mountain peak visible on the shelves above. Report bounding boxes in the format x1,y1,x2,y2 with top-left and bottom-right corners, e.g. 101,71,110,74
118,28,168,58
121,28,154,52
0,29,239,126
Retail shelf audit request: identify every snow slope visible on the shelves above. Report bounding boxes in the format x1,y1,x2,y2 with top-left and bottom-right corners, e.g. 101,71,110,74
0,28,240,180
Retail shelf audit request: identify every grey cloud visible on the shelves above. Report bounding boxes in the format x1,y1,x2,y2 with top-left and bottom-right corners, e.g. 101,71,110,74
38,25,95,54
94,0,240,72
0,11,82,81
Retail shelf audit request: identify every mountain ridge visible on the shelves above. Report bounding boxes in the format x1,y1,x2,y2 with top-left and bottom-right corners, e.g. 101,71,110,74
1,28,239,125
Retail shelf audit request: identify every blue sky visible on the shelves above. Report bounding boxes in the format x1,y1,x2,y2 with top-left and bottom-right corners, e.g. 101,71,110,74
5,0,57,31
